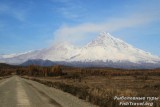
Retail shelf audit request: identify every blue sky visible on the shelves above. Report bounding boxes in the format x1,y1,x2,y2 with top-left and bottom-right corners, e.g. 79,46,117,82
0,0,160,55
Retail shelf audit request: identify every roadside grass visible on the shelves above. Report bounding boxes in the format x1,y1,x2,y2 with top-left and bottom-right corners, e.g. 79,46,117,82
23,74,160,107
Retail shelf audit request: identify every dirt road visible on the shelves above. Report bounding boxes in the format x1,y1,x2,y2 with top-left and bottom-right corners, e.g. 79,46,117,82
0,76,98,107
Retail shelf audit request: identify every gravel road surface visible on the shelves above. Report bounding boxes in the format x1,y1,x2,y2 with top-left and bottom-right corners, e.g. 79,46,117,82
0,76,98,107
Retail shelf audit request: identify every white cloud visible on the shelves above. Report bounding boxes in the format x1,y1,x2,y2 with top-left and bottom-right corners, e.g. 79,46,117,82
0,3,27,21
53,12,158,44
11,10,27,21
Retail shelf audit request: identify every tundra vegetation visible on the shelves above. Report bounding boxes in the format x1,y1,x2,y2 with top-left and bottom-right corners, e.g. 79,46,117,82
0,63,160,107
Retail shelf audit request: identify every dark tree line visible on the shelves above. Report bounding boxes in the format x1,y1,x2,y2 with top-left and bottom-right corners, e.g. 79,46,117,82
0,63,16,76
0,68,15,76
0,63,160,77
0,63,64,77
16,65,64,77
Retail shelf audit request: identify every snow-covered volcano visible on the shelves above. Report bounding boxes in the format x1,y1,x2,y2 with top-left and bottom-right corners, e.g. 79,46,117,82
0,32,160,68
0,42,80,64
69,32,159,63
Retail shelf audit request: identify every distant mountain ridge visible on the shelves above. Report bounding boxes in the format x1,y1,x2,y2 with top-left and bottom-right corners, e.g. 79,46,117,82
0,32,160,68
21,59,57,66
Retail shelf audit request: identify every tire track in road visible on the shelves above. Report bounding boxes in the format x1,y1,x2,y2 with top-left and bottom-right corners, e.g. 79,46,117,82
16,77,31,107
25,81,62,107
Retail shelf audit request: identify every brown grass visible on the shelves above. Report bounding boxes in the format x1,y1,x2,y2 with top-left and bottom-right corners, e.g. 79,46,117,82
23,73,160,107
